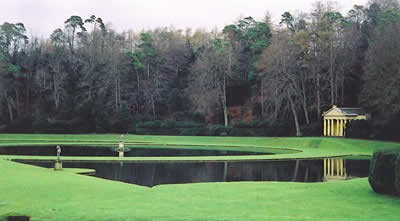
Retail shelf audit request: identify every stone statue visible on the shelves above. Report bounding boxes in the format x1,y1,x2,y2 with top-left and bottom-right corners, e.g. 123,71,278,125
56,145,61,161
118,135,125,157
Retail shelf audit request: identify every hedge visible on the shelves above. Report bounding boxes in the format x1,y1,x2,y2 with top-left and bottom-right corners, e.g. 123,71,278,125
369,149,400,196
396,154,400,194
346,120,373,139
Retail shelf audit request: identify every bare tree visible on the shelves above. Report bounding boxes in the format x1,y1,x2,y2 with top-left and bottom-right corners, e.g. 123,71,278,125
258,31,302,136
189,38,237,127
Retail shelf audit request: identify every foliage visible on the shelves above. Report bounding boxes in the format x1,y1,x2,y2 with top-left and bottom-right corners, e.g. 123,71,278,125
208,125,231,136
1,1,400,139
396,153,400,194
179,127,209,136
136,120,163,129
346,120,373,139
136,120,205,135
301,122,323,137
369,149,400,195
172,111,205,123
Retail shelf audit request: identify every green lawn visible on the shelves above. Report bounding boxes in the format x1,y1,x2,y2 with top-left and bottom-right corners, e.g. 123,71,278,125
1,134,400,221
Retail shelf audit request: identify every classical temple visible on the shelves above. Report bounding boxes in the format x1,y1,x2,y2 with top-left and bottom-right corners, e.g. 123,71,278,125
322,105,368,137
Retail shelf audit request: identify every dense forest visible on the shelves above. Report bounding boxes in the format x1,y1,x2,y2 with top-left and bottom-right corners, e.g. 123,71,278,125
1,0,400,139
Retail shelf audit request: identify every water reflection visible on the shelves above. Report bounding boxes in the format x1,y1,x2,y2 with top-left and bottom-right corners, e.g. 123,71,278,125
19,159,370,187
0,146,269,157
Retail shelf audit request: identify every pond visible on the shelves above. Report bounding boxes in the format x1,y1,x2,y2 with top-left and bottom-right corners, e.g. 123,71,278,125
16,159,370,187
0,145,270,157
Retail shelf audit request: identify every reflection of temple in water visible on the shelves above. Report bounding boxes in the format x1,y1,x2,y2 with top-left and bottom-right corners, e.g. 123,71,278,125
323,158,347,181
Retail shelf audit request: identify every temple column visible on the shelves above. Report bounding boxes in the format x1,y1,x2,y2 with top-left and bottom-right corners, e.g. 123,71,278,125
339,159,344,176
324,119,327,136
330,119,334,136
327,158,330,176
339,120,343,136
342,120,345,136
329,120,332,136
336,159,340,176
335,120,339,137
327,119,331,136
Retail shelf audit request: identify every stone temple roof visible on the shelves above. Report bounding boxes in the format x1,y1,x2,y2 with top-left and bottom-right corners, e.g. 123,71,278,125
337,107,366,116
322,105,367,117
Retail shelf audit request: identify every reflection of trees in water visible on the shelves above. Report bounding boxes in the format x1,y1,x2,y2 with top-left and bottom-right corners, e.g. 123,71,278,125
20,160,368,187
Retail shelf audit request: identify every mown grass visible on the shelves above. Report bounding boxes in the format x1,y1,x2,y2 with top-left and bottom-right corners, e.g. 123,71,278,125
1,134,400,221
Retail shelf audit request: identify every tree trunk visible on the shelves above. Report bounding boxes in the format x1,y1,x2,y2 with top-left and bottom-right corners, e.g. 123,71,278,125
329,41,335,106
334,71,338,105
115,77,119,112
261,78,264,117
223,74,228,127
4,92,14,121
147,62,150,80
15,89,21,117
54,75,59,110
118,73,121,110
301,77,310,125
341,74,344,105
7,100,13,122
70,28,75,54
151,95,156,118
287,89,302,136
136,69,140,91
316,72,321,118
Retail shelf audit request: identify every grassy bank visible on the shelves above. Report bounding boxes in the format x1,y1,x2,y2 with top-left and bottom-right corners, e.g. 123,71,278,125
1,134,400,220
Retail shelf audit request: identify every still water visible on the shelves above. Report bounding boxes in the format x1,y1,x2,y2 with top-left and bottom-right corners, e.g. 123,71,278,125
18,159,369,187
0,145,269,157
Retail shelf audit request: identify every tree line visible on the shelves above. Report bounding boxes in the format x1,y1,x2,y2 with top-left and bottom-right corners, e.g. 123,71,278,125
1,0,400,139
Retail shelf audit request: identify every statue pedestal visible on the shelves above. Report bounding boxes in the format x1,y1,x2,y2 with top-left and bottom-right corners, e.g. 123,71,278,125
118,151,124,157
54,160,63,170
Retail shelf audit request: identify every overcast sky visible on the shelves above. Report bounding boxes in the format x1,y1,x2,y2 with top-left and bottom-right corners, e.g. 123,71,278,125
1,0,368,38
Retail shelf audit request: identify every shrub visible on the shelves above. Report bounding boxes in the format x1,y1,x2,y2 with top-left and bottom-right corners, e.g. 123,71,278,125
396,154,400,195
172,111,205,123
136,120,162,129
32,116,49,133
136,128,179,135
346,120,373,139
263,120,290,137
5,116,33,133
135,113,153,122
179,127,208,136
229,128,257,137
233,120,269,129
208,125,231,136
175,121,204,128
112,106,134,133
369,149,400,195
233,121,252,128
160,120,177,129
301,122,322,137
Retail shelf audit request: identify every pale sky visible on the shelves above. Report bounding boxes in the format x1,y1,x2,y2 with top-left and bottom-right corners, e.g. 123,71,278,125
0,0,368,38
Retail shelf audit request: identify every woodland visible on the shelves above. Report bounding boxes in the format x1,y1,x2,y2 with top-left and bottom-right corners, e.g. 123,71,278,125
1,0,400,140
